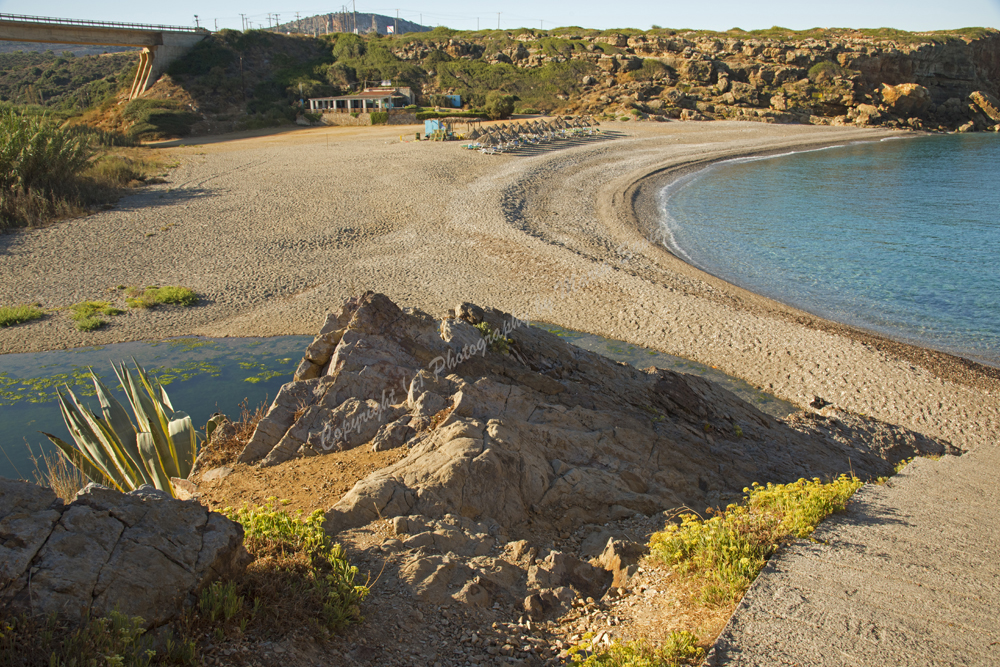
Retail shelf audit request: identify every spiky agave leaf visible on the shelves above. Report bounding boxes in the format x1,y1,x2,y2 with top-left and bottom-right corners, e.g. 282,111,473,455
91,373,152,487
42,432,119,491
137,432,173,494
51,385,132,491
167,412,198,480
114,361,182,480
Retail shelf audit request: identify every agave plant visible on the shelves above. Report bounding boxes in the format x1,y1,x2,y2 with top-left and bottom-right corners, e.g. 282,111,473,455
43,360,200,498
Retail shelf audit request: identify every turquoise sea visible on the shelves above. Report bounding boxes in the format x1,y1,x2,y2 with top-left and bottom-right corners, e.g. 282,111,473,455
658,133,1000,368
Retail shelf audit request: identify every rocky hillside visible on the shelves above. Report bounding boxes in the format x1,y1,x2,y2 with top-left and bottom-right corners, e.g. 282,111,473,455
395,26,1000,131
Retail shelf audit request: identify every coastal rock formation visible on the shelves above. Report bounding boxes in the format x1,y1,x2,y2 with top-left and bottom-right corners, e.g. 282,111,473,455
0,480,247,627
239,293,954,538
394,28,1000,132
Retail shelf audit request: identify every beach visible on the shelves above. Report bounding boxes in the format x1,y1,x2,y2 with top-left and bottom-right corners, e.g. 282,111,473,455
1,119,997,452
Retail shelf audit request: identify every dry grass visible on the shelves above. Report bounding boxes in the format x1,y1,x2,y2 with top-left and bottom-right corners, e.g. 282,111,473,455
30,448,88,501
195,399,268,471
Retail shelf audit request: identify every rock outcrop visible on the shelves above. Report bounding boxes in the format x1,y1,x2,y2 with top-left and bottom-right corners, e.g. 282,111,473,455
393,28,1000,131
0,480,247,627
240,293,954,539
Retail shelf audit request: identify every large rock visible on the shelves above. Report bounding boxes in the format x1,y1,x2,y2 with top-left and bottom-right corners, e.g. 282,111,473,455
881,82,932,115
0,480,247,627
970,90,1000,122
238,294,953,539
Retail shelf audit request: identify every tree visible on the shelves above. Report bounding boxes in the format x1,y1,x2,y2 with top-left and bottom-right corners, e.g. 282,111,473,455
484,91,515,120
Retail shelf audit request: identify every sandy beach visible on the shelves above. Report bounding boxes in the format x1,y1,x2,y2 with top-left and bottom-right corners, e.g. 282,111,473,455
1,119,997,452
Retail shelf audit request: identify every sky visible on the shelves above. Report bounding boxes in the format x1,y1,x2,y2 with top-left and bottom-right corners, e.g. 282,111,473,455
0,0,998,34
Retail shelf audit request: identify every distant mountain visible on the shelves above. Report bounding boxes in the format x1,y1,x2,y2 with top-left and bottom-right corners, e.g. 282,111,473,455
272,12,430,37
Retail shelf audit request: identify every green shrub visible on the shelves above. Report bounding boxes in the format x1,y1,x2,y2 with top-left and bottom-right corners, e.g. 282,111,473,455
125,286,198,309
122,99,200,139
569,633,705,666
0,304,43,327
224,501,369,632
649,474,863,604
369,111,389,125
68,300,123,331
484,91,516,120
0,108,93,225
808,60,848,82
0,610,156,667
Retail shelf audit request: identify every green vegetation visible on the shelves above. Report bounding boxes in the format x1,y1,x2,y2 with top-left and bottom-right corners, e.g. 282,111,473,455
122,98,200,140
1,108,162,229
369,110,389,124
570,633,705,666
125,286,198,309
0,501,368,665
650,475,863,605
69,300,123,331
475,321,513,354
0,51,138,112
43,361,200,498
0,304,43,327
0,609,159,667
223,501,369,632
484,91,516,119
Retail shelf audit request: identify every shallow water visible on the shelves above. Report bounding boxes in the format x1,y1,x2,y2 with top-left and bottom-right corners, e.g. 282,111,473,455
659,133,1000,367
0,336,310,482
0,327,795,482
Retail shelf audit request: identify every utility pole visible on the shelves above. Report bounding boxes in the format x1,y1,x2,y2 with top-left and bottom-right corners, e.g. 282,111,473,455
215,19,218,31
497,12,500,30
194,14,200,27
394,9,398,36
239,13,246,31
352,0,357,34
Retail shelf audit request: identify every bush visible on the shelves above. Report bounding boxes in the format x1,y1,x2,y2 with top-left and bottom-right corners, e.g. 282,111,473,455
69,300,123,331
125,285,198,309
649,474,863,605
0,304,43,327
369,111,389,125
569,633,704,666
808,60,848,82
1,108,93,226
122,99,199,139
224,501,369,632
484,91,516,120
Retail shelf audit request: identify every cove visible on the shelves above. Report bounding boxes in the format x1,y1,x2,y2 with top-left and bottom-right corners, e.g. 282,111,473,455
0,328,796,482
659,133,1000,368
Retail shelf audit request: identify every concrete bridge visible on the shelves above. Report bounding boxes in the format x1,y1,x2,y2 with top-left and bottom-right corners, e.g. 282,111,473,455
0,13,208,100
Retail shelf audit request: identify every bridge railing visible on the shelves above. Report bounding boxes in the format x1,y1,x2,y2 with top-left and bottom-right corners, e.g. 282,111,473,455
0,12,208,33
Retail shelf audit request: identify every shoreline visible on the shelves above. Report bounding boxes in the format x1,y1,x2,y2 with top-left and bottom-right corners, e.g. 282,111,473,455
623,137,1000,394
1,120,997,454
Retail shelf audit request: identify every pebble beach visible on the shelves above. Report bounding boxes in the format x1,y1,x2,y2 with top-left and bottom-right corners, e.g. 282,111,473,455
1,119,997,452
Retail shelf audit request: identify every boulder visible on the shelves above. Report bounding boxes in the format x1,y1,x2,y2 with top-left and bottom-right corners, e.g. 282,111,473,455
970,90,1000,122
0,480,247,628
880,83,931,115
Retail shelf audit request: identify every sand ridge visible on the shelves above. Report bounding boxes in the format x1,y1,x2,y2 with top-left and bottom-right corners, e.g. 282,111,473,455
1,120,997,454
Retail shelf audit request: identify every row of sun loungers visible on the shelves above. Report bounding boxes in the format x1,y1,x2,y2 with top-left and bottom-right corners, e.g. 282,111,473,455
462,116,601,154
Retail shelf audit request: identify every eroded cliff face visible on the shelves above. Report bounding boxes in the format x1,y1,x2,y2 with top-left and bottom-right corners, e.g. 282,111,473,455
399,29,1000,131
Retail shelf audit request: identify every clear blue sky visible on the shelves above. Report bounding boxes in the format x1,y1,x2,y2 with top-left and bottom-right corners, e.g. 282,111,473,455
0,0,998,33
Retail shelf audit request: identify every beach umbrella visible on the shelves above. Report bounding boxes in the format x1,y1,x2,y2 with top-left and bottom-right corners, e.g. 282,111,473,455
468,127,482,140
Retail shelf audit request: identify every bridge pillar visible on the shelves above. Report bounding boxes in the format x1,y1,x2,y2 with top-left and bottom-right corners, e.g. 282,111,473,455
129,31,206,99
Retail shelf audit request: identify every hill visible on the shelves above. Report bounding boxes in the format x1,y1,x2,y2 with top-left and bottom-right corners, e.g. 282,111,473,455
4,24,999,137
274,11,430,37
0,50,138,113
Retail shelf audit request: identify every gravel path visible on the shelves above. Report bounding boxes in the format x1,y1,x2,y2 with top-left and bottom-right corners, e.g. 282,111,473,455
2,120,998,457
707,441,1000,666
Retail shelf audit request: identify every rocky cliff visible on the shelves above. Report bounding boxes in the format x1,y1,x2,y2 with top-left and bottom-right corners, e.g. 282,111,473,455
398,28,1000,132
